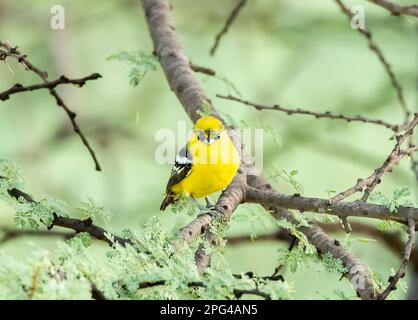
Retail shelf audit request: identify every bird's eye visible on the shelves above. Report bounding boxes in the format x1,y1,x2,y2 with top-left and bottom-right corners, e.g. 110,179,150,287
216,134,220,140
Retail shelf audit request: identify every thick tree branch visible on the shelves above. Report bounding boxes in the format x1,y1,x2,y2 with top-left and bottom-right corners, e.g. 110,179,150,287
245,187,418,225
179,168,246,244
0,73,101,101
140,2,209,122
209,0,248,56
217,94,400,131
334,0,410,120
0,41,102,171
182,167,247,272
367,0,418,18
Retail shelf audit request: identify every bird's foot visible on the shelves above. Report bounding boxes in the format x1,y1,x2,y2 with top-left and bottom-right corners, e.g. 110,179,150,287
205,197,213,208
202,204,225,219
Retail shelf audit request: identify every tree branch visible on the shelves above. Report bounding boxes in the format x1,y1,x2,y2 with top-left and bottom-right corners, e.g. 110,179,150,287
190,62,216,76
378,217,416,300
233,288,271,300
333,113,418,202
178,168,246,243
245,187,418,225
227,222,418,270
6,187,132,247
0,73,101,101
137,273,278,300
91,283,108,300
334,0,410,120
209,0,248,56
0,41,102,171
246,175,377,299
181,167,247,271
0,227,74,244
140,3,208,122
367,0,418,18
217,94,400,131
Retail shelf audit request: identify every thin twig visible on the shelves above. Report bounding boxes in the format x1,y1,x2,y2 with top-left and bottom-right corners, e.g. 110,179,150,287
0,41,102,171
334,0,410,121
190,62,216,76
0,73,101,101
210,0,248,56
333,113,418,202
367,0,418,18
233,288,271,300
0,228,74,244
233,272,284,282
341,217,352,233
137,277,273,300
217,94,400,131
377,218,416,300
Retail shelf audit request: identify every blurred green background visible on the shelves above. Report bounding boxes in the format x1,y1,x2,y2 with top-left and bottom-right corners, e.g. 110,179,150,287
0,0,417,299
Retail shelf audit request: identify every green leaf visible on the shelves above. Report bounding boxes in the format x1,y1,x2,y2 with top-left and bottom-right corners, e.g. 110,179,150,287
393,187,411,200
107,51,157,87
78,198,113,224
321,252,347,274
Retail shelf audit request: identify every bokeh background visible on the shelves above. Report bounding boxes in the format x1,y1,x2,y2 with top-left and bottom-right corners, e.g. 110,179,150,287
0,0,417,299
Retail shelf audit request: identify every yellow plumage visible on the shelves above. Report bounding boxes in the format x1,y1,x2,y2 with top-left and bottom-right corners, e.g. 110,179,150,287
160,115,240,210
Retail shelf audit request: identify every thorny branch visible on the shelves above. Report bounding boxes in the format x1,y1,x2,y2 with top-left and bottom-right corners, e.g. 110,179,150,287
0,41,102,171
137,272,280,300
190,62,216,76
378,218,416,300
217,94,400,131
334,0,410,121
367,0,418,18
0,73,101,101
5,186,132,247
209,0,248,56
333,113,418,202
0,228,74,244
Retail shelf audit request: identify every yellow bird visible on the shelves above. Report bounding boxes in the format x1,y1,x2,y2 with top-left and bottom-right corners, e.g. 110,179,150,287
160,115,240,211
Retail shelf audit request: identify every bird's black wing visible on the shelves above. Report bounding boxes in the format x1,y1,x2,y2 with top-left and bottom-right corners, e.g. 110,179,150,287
165,145,193,193
160,146,193,211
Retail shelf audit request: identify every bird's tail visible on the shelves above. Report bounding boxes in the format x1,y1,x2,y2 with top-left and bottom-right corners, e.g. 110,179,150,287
160,192,176,211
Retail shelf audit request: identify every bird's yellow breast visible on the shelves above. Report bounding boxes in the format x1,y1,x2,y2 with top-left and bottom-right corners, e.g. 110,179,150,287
171,132,240,198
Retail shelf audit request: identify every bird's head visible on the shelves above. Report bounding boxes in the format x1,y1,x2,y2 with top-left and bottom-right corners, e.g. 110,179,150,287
193,115,225,144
